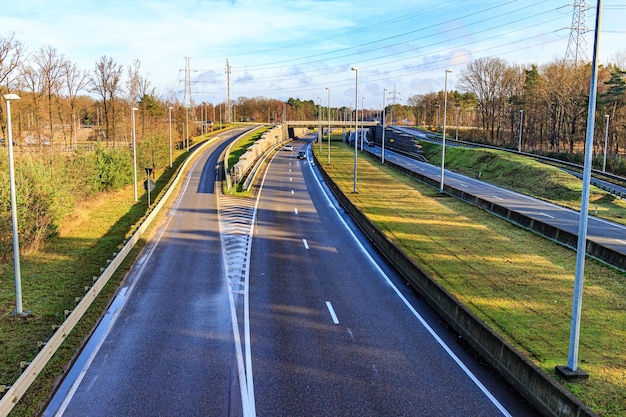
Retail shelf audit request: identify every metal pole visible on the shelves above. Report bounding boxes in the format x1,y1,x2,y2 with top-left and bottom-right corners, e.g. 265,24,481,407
72,114,77,149
131,107,138,202
561,0,603,377
185,107,189,152
147,170,151,207
455,106,460,141
602,114,609,172
318,97,322,153
382,88,387,164
327,87,331,165
351,67,358,193
4,94,25,315
361,96,365,151
168,106,173,168
518,109,524,152
440,69,451,193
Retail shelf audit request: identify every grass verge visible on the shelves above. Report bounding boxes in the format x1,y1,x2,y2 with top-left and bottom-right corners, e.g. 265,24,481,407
420,142,626,226
315,139,626,417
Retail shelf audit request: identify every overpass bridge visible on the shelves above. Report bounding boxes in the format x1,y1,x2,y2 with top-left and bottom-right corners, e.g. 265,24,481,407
286,120,379,128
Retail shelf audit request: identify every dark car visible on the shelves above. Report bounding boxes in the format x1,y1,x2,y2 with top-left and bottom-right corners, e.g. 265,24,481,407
297,150,306,160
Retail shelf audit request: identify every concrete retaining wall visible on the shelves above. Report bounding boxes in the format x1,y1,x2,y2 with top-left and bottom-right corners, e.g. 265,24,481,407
312,151,597,417
381,155,626,272
231,125,289,183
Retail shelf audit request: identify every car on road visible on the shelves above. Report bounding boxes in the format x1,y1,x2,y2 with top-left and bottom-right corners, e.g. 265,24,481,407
297,150,306,160
283,144,293,151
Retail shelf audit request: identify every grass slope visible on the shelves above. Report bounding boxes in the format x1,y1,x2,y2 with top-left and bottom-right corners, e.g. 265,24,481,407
316,139,625,417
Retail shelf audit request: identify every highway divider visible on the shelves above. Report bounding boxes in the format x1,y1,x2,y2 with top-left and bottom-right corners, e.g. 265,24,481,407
312,151,596,417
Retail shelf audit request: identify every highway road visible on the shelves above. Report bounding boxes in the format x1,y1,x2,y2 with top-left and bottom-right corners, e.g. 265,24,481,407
379,127,626,256
44,133,539,416
44,128,252,416
247,136,538,416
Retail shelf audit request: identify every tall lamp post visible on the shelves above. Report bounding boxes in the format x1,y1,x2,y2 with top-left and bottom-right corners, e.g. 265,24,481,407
4,93,27,316
602,114,609,172
556,0,603,380
168,106,173,168
326,87,331,165
185,106,189,152
351,67,358,193
361,96,365,151
382,88,387,164
131,107,138,202
518,109,524,152
72,113,77,149
455,106,460,141
440,69,451,193
318,96,322,153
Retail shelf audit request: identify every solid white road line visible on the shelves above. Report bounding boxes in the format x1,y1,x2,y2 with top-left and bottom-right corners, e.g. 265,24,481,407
307,152,512,417
539,212,555,219
325,301,340,324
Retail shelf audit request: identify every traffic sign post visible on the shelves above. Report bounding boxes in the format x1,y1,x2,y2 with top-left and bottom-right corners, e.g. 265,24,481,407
144,167,155,206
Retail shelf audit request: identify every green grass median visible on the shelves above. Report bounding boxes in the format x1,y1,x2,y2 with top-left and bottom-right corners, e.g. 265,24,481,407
315,139,625,417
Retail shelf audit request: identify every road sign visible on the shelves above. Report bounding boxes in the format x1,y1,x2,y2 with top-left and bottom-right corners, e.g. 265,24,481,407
143,179,156,191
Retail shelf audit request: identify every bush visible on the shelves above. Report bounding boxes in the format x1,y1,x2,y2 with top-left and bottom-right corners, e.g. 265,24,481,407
0,146,134,261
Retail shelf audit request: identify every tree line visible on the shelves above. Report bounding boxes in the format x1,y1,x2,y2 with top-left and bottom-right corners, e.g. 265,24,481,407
406,56,626,172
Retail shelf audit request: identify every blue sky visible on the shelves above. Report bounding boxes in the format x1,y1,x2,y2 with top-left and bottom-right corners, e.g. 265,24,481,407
2,0,625,108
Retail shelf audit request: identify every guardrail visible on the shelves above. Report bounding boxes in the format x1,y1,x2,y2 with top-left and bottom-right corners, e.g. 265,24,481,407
400,127,626,192
370,148,626,272
311,150,597,417
0,135,225,416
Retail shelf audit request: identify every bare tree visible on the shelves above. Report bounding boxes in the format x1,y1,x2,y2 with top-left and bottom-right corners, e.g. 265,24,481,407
19,64,45,140
91,56,123,144
459,57,513,144
33,45,66,145
63,59,90,145
0,33,25,139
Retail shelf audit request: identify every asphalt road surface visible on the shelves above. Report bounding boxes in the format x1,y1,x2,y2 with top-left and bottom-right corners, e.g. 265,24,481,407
44,132,539,416
375,128,626,256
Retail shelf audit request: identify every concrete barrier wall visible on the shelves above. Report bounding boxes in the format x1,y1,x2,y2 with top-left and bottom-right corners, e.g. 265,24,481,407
232,125,288,183
312,151,597,417
382,156,626,272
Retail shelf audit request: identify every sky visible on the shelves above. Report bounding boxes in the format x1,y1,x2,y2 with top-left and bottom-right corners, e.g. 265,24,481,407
2,0,625,109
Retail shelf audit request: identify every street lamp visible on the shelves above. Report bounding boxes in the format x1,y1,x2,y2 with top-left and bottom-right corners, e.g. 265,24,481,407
440,69,451,193
326,87,331,165
351,67,358,193
556,0,603,380
318,96,322,153
518,109,524,152
455,106,460,141
4,93,27,316
168,106,173,168
603,114,609,172
72,113,77,149
382,88,387,164
131,107,138,202
185,106,189,151
361,96,365,151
